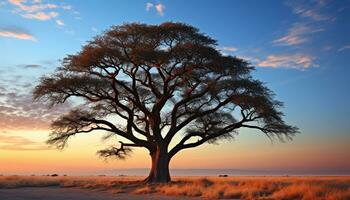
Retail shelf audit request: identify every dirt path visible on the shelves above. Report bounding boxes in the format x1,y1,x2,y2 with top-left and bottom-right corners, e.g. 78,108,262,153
0,187,202,200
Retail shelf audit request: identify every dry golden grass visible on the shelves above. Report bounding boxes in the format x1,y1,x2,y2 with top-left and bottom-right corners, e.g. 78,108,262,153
0,175,349,199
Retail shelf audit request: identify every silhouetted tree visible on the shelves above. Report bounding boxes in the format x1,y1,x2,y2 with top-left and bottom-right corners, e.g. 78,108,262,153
34,22,298,183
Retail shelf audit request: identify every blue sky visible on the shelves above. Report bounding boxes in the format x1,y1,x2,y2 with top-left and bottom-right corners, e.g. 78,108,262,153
0,0,349,172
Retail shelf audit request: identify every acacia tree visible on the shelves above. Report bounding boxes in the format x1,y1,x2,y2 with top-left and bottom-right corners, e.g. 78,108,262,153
34,22,298,183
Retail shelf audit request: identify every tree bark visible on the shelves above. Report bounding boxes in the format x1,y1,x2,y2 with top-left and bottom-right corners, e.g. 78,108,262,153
144,147,171,183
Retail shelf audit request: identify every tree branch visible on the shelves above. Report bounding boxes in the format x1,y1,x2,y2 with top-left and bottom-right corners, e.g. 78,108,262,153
97,141,144,160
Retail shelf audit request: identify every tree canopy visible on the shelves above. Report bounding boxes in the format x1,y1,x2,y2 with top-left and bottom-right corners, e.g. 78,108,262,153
34,22,298,183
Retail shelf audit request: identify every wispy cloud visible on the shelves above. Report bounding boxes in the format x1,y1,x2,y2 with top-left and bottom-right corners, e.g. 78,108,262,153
0,28,37,41
286,0,330,21
273,23,324,46
276,0,334,48
22,11,58,20
0,93,72,130
338,45,350,52
0,73,72,131
61,4,72,10
146,2,153,11
8,0,57,12
146,2,165,16
220,46,238,52
292,6,329,21
20,64,42,68
0,134,49,151
55,19,64,26
7,0,71,25
155,3,165,16
238,55,261,65
91,27,98,32
258,54,315,70
217,46,238,56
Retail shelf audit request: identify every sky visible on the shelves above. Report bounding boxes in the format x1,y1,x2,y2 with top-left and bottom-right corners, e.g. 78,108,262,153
0,0,349,175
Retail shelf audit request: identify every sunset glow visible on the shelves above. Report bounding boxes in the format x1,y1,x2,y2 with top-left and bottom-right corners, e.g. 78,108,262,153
0,0,349,177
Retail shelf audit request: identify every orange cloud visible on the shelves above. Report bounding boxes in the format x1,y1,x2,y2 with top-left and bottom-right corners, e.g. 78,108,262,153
273,23,324,46
0,134,49,151
0,29,37,41
258,54,315,70
22,11,58,20
287,0,330,21
8,0,57,13
146,2,165,16
155,3,165,16
7,0,71,25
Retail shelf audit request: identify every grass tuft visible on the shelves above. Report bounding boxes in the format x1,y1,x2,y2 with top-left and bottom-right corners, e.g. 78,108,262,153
0,175,349,199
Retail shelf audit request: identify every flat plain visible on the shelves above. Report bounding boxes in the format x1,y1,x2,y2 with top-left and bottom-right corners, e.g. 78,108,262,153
0,175,350,199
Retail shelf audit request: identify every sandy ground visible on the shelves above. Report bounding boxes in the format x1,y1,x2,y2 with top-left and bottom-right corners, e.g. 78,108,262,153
0,187,202,200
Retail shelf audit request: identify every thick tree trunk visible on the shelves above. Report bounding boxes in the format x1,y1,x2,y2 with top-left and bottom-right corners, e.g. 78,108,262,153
144,147,171,183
